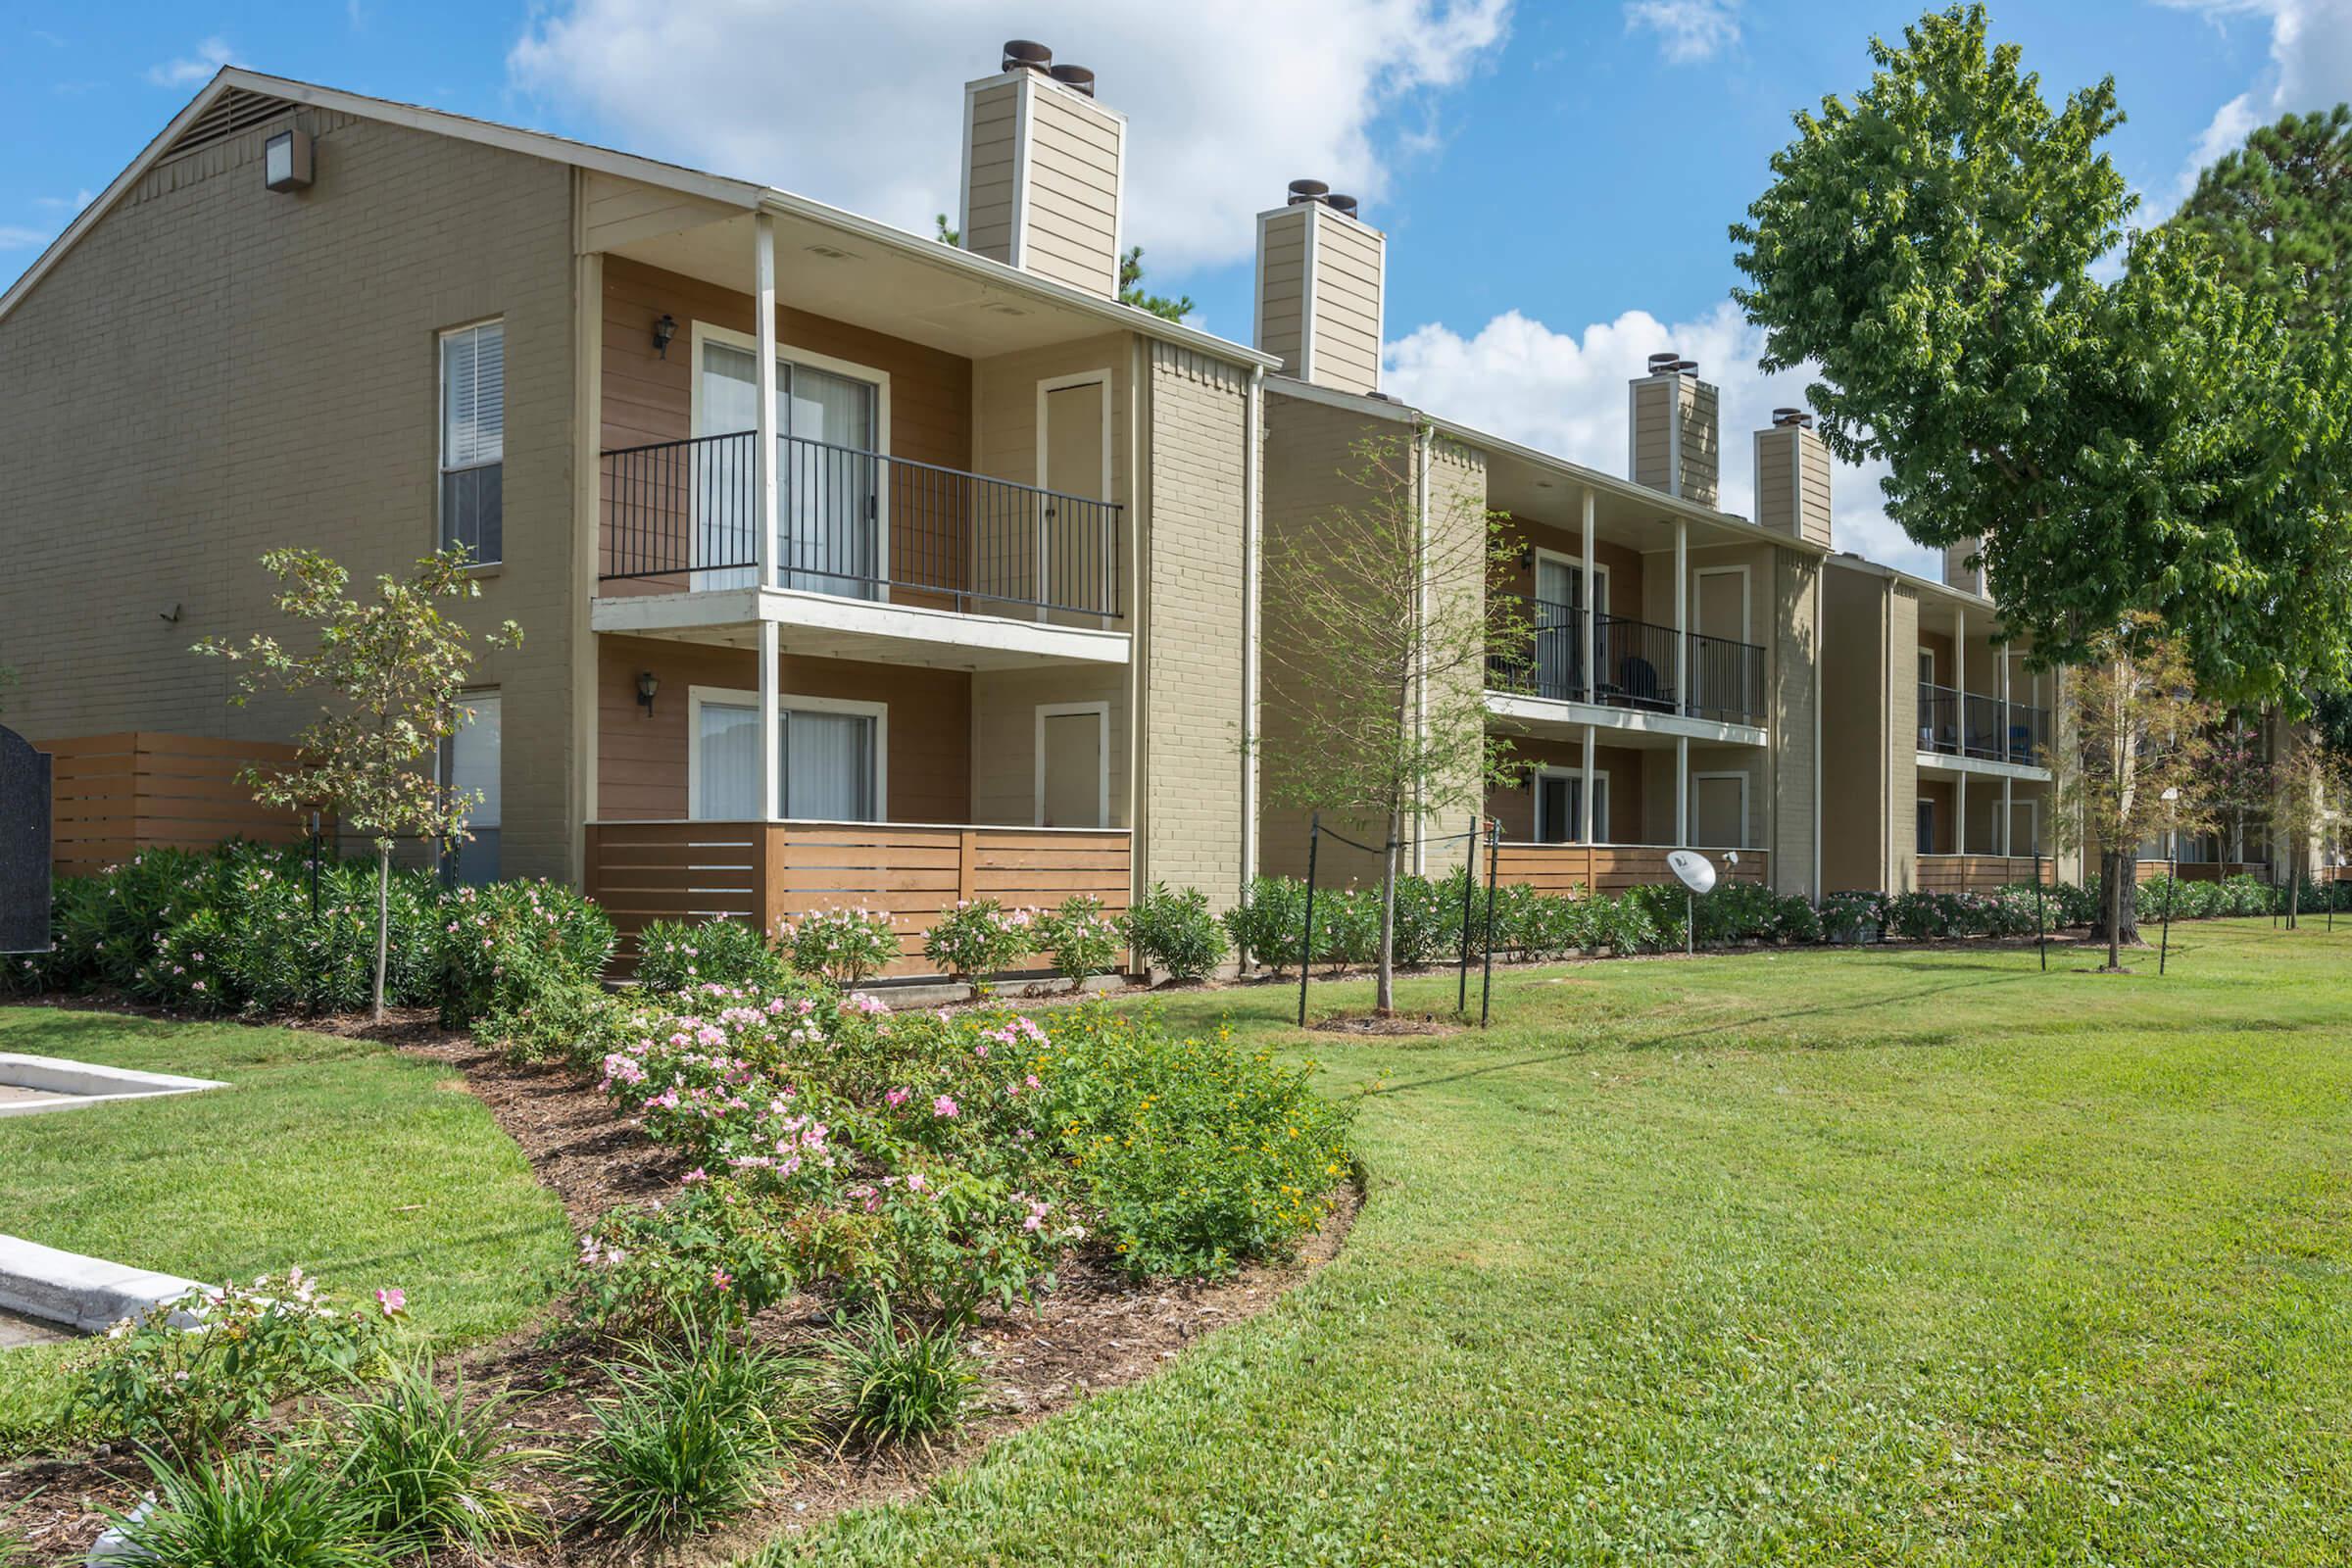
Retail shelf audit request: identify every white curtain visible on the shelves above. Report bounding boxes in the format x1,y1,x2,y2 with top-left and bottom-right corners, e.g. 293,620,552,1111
785,365,878,598
783,710,876,821
695,342,765,588
696,701,760,818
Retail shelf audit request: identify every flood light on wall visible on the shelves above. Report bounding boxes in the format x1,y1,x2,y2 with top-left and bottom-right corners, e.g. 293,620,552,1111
264,128,314,192
636,670,660,715
653,314,677,359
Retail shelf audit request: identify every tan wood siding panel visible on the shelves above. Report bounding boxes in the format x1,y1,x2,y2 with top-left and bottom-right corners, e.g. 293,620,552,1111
41,733,324,875
1915,855,2055,893
1493,845,1770,896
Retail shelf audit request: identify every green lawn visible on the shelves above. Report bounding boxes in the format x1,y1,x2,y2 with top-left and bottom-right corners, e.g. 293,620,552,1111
770,921,2352,1566
0,1005,570,1443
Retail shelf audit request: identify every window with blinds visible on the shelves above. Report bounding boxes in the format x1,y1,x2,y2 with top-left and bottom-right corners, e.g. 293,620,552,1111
439,320,504,564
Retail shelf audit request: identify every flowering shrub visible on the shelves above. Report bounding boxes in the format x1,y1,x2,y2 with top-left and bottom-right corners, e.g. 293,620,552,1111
1821,890,1887,943
635,917,789,993
922,899,1036,988
434,878,614,1025
1032,895,1123,986
779,906,901,984
74,1269,403,1454
1222,876,1309,973
1122,883,1227,981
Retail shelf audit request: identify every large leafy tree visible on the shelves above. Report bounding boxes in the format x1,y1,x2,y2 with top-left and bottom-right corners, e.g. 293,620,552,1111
1731,4,2352,928
2175,104,2352,332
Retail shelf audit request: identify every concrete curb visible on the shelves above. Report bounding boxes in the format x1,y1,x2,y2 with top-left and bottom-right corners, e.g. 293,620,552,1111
0,1052,228,1118
0,1233,206,1334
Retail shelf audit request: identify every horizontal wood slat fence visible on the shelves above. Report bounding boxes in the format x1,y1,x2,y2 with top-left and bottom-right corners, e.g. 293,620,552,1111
584,820,1132,979
1493,844,1767,896
41,733,319,875
1915,855,2058,894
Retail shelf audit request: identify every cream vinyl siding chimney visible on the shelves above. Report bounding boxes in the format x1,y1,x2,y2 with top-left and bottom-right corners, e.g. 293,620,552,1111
1754,413,1833,547
1253,195,1385,395
1944,536,1985,595
958,48,1125,299
1627,363,1721,506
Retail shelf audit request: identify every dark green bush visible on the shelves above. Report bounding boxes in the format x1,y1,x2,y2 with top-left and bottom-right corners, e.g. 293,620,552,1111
1224,875,1309,972
1123,883,1228,980
634,916,790,993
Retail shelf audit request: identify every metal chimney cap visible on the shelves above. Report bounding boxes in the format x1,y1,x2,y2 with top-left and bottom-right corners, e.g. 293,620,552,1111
1771,407,1813,428
1646,352,1683,374
1003,39,1053,73
1287,178,1331,205
1048,63,1096,95
1326,193,1359,218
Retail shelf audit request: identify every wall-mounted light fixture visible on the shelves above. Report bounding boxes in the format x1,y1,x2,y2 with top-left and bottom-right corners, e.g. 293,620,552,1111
1517,546,1535,570
653,314,677,359
636,670,660,716
264,127,314,192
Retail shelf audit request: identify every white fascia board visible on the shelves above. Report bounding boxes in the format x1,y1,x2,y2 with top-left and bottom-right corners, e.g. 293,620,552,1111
1485,692,1769,749
591,589,1132,666
1916,751,2050,784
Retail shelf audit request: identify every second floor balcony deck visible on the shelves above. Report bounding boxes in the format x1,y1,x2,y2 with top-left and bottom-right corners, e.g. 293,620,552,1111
1918,683,2049,769
1486,594,1766,730
598,430,1125,625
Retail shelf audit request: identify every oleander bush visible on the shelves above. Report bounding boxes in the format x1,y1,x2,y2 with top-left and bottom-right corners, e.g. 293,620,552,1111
778,906,901,984
1122,883,1228,981
923,899,1038,988
635,915,789,993
1033,894,1124,986
1223,875,1312,973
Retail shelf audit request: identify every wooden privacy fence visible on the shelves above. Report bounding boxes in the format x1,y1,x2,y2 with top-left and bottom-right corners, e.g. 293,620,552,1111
584,820,1132,979
1493,844,1768,896
42,733,317,875
1916,855,2058,894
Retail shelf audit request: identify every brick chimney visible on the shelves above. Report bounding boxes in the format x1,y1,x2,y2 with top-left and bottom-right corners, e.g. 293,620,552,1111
1628,354,1720,506
1753,407,1832,547
958,40,1126,299
1252,180,1386,395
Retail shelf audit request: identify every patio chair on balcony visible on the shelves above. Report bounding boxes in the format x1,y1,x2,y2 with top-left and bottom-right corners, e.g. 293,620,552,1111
1612,656,1674,713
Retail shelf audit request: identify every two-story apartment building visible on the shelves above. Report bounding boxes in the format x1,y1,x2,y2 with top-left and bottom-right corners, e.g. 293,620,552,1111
0,51,1272,968
1250,186,1830,899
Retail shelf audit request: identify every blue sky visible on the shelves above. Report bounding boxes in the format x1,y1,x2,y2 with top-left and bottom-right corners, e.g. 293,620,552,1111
7,1,2344,574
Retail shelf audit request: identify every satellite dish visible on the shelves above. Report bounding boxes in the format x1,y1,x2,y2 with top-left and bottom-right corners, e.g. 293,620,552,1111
1667,850,1717,895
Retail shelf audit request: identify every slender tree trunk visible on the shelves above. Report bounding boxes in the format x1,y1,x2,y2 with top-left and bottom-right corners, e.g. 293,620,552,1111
1376,807,1399,1015
373,843,392,1022
2287,845,2301,929
2098,846,2138,969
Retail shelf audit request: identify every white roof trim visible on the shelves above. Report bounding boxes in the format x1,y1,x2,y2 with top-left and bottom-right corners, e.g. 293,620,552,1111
0,67,1281,374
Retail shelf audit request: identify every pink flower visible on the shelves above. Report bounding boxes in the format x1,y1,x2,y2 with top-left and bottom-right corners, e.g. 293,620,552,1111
886,1088,909,1107
374,1287,407,1316
906,1171,926,1192
933,1095,959,1119
682,1167,709,1184
710,1268,733,1291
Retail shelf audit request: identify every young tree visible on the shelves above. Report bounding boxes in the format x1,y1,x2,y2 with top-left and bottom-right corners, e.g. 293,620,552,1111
1257,429,1528,1014
1731,3,2352,939
2265,723,2350,927
195,548,519,1020
2047,616,2217,969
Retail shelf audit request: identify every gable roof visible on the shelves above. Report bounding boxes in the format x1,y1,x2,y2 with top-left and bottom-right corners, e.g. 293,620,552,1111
0,68,1278,371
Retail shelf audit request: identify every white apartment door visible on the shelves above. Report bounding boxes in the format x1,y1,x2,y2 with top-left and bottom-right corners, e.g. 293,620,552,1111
1038,377,1108,617
2010,799,2040,859
1037,705,1106,828
1533,555,1583,699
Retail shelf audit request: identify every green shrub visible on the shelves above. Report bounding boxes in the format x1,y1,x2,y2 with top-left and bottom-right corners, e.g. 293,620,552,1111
1122,883,1228,981
778,906,900,985
435,878,614,1026
922,899,1037,987
1052,1007,1351,1277
1032,894,1124,985
1587,892,1661,956
818,1298,979,1455
329,1359,550,1554
113,1445,380,1568
1223,876,1310,973
1820,890,1886,943
1771,894,1825,945
1519,892,1590,958
74,1271,401,1456
635,916,789,993
568,1323,813,1543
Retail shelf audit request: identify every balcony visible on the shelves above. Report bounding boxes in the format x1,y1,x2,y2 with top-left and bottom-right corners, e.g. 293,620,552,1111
599,431,1124,623
1487,594,1766,729
1919,683,2049,767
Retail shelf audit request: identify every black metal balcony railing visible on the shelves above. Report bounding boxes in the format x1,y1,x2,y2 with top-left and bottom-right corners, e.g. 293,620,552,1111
1488,594,1766,728
599,430,1124,621
1918,683,2049,765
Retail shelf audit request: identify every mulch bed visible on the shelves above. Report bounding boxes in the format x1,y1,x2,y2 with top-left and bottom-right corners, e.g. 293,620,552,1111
1,1005,1356,1566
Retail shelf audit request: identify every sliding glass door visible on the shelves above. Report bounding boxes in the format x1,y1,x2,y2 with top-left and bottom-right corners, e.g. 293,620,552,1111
695,338,880,598
692,693,882,823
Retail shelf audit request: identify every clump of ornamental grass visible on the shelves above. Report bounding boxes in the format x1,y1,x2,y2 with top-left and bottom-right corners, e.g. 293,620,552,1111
111,1443,382,1568
328,1358,550,1555
817,1298,979,1456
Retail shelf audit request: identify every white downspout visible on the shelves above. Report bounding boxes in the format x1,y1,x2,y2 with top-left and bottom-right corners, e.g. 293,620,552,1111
1412,423,1432,875
753,213,781,826
1240,364,1264,897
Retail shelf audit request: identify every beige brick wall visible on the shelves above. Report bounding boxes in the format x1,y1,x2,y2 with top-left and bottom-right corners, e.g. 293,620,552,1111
0,109,577,877
1420,435,1487,878
969,665,1130,827
1139,342,1251,909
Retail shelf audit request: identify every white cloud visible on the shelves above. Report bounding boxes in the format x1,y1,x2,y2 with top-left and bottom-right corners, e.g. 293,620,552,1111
1383,303,1938,579
145,36,233,88
2152,0,2352,216
32,188,94,214
1623,0,1741,65
508,0,1510,271
0,225,54,251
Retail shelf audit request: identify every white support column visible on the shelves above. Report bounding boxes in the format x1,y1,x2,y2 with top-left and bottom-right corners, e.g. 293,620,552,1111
1581,726,1595,844
1676,735,1690,848
754,213,780,592
1581,487,1597,703
1674,517,1689,717
757,619,780,823
1999,640,2012,765
1956,769,1967,858
2002,775,2014,858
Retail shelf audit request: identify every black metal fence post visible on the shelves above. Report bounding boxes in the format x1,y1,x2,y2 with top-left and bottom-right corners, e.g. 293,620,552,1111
1297,814,1320,1027
2034,849,2047,971
1456,814,1477,1014
1479,819,1499,1028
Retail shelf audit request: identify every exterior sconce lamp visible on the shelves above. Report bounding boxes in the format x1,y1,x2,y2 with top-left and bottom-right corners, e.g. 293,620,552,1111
264,127,314,192
653,314,677,359
1517,546,1535,569
636,670,660,715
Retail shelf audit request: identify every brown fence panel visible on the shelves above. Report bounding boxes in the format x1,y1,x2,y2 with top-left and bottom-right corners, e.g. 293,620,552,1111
42,733,319,875
1493,845,1768,897
1917,855,2054,894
